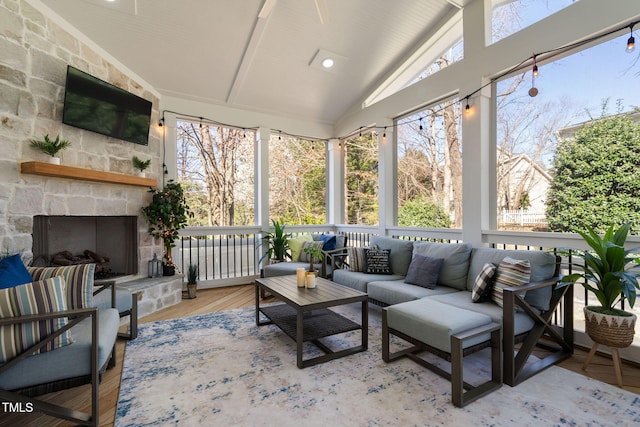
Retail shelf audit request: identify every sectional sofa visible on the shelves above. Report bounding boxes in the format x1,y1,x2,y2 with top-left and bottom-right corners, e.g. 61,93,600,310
331,235,574,393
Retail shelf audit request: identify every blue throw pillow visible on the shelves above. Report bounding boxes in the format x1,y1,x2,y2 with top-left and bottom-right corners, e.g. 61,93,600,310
319,234,337,252
0,254,33,289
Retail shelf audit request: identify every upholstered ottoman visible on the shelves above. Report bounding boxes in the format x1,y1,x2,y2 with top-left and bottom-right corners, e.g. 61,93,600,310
382,298,502,407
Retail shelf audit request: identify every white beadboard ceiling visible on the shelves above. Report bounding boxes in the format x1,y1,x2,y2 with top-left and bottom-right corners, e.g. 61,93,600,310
41,0,458,124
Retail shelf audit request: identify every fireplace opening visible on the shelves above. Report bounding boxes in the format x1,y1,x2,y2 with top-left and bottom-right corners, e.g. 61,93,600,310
32,215,138,279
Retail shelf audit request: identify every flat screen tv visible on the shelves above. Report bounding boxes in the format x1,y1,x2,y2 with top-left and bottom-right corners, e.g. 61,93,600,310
62,65,152,145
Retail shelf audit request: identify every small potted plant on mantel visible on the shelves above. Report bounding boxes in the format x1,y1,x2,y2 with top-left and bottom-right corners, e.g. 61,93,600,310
141,180,193,276
132,155,151,177
561,223,640,351
29,134,71,164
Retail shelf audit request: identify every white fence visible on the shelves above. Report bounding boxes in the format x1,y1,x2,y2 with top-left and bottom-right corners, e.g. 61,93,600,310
498,209,547,226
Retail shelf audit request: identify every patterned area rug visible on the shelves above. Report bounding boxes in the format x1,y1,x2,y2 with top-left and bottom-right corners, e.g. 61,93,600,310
116,304,639,426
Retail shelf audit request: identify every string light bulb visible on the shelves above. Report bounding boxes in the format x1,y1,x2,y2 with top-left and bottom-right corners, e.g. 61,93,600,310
158,118,164,127
627,24,635,53
382,127,387,140
528,55,539,97
532,54,539,77
419,117,423,131
464,97,470,113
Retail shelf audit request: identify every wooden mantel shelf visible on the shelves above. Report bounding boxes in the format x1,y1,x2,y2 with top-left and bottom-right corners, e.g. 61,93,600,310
20,161,157,188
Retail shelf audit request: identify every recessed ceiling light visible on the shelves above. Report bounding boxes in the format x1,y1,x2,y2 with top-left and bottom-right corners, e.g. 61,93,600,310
321,58,334,68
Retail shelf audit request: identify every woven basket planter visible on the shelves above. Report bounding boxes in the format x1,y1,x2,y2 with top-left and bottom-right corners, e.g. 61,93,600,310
584,306,637,348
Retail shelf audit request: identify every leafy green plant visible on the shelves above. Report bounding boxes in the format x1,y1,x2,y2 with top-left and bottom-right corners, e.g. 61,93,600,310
132,156,151,172
302,242,324,272
187,264,198,285
141,180,193,266
259,220,291,263
561,223,640,316
29,134,71,157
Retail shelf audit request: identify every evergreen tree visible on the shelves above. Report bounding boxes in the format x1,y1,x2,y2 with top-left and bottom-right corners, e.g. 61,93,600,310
546,113,640,234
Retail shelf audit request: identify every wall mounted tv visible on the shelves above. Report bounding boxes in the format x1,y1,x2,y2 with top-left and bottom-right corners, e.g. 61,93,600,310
62,65,152,145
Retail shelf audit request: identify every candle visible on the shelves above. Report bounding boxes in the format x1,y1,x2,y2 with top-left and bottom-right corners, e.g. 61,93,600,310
305,272,317,288
296,268,306,287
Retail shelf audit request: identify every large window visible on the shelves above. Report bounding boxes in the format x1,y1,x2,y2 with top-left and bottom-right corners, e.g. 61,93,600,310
268,134,326,224
490,0,579,44
176,121,255,226
343,130,378,225
495,32,640,233
396,98,463,228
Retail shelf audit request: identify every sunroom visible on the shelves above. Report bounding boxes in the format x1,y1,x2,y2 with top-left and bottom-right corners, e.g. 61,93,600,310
1,0,640,424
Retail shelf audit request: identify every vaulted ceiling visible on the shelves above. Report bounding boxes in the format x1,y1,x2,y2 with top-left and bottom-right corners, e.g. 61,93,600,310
41,0,461,124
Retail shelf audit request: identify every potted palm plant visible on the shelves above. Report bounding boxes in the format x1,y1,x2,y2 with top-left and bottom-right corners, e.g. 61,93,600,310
561,223,640,349
186,264,198,299
29,134,71,164
302,243,324,273
141,180,193,276
259,220,291,264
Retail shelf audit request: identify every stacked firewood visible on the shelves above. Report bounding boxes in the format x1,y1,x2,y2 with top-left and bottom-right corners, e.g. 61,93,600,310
51,250,111,273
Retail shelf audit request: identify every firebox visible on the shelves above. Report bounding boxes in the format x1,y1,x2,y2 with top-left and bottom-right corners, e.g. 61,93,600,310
32,215,138,278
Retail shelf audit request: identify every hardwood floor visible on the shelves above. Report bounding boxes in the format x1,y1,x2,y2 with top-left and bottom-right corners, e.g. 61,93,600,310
2,284,638,426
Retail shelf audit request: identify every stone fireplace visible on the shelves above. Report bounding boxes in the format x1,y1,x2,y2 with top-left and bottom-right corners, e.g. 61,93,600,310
32,215,138,278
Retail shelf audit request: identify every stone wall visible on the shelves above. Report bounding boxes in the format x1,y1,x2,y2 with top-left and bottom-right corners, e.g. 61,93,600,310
0,0,163,275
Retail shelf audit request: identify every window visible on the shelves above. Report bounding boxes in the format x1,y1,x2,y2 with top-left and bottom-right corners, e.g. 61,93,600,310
343,130,378,225
491,0,579,44
268,134,326,224
176,121,255,226
396,98,463,228
494,32,639,233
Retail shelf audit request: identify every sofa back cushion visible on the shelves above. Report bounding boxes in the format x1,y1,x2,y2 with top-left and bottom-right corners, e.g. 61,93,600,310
370,236,414,275
467,248,557,311
412,242,473,290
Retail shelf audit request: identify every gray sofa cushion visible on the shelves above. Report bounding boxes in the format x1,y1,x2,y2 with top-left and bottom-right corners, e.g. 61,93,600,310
262,261,321,277
93,287,133,312
333,269,404,293
386,299,493,353
467,248,557,311
429,291,535,336
412,242,473,290
370,236,414,275
0,307,119,391
368,280,459,306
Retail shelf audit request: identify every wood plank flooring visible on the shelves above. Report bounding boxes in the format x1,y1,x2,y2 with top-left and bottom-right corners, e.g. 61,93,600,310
2,284,638,426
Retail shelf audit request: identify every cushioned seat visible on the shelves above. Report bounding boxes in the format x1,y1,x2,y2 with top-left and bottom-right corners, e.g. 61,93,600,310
386,299,493,353
0,308,119,391
93,285,139,339
429,291,536,336
367,280,459,306
332,270,405,293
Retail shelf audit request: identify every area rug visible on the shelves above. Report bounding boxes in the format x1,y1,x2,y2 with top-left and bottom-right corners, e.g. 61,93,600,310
116,304,639,427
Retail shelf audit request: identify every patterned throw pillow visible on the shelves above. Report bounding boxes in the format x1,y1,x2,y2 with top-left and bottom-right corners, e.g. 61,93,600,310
404,254,443,289
347,247,368,272
299,241,325,262
0,276,73,363
491,257,531,308
28,263,96,309
364,247,392,274
472,263,497,302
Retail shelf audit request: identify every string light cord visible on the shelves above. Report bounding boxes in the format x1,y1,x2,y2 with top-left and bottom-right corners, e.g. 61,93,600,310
156,19,639,144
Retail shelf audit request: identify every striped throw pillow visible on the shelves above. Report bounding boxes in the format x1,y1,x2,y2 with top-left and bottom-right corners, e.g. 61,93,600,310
347,246,369,272
491,257,530,308
0,276,73,363
28,264,95,309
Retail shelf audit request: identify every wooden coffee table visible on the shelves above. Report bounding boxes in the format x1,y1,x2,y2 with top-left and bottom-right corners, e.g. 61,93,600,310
255,275,368,368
